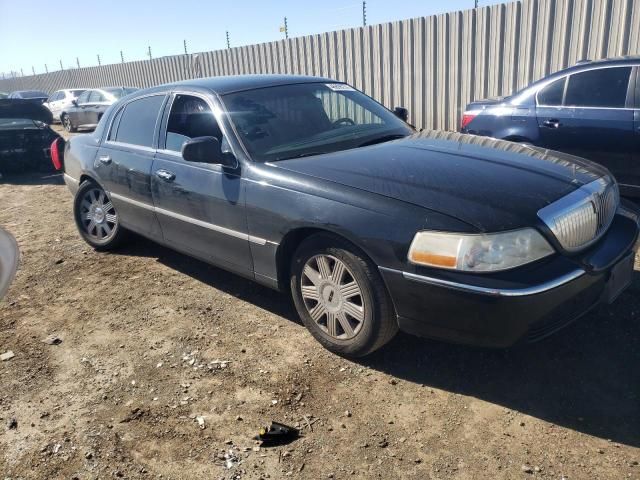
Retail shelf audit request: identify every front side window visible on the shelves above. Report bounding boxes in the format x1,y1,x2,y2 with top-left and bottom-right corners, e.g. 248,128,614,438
114,95,165,148
164,95,222,153
564,67,631,108
537,77,566,106
70,89,85,98
222,82,412,162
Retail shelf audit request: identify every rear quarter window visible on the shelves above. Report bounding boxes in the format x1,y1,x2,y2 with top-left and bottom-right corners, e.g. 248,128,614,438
537,78,566,106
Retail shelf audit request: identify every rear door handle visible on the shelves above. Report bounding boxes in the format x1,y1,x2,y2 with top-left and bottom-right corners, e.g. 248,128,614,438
98,155,111,165
155,169,175,182
542,119,561,129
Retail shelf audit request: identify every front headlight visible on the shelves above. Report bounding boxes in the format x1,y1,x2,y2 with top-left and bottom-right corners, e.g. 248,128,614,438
407,228,554,272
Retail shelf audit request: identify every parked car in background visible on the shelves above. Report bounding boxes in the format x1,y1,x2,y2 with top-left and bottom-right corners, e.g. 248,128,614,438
44,88,86,123
0,99,61,174
0,92,8,99
8,90,49,104
60,75,639,357
61,87,138,132
460,57,640,197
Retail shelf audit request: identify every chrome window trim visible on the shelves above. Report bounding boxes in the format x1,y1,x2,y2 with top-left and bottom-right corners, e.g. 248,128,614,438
103,140,156,153
379,266,585,297
109,192,277,246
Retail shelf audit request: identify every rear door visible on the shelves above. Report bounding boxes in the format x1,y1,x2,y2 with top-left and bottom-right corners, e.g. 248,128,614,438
96,94,166,237
151,92,252,274
537,66,634,180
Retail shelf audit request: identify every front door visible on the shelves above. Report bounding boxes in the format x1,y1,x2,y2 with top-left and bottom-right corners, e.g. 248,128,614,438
72,90,91,127
96,94,166,237
536,66,635,181
151,93,252,274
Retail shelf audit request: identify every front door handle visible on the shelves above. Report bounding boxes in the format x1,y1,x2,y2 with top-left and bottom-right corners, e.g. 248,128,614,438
155,169,176,182
542,119,561,129
98,155,111,165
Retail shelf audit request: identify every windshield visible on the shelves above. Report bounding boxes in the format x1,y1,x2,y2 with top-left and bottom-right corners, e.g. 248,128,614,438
17,91,48,98
222,82,412,162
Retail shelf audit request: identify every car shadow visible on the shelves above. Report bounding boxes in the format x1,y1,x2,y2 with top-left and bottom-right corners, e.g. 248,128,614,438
113,236,298,322
0,172,64,186
114,236,640,447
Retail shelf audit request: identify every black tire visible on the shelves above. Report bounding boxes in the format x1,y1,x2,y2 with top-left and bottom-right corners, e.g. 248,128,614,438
290,233,398,357
73,180,128,251
62,113,77,133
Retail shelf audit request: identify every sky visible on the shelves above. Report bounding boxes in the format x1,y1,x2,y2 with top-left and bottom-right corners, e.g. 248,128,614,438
0,0,495,76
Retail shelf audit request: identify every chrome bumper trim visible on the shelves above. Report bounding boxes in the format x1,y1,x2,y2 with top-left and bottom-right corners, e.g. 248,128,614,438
379,266,586,297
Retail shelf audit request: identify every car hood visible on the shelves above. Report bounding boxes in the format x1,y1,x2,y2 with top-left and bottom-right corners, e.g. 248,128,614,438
0,99,53,124
272,130,610,231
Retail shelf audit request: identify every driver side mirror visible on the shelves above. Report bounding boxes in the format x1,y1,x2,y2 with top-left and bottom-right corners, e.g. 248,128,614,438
393,107,409,122
182,136,236,168
72,99,78,106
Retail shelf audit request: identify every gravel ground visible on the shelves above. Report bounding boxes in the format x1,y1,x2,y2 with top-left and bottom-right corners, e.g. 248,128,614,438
0,126,639,479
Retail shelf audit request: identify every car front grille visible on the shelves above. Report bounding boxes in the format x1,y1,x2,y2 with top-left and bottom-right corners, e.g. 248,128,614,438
537,177,619,252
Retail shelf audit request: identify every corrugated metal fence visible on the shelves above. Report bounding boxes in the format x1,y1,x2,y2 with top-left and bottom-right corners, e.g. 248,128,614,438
2,0,639,131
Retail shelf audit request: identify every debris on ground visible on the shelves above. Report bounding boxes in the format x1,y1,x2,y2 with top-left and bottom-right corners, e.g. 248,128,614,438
196,416,206,429
42,335,62,345
1,350,15,361
257,421,299,446
7,417,18,430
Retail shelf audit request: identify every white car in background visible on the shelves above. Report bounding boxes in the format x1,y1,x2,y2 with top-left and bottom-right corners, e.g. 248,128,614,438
44,89,86,122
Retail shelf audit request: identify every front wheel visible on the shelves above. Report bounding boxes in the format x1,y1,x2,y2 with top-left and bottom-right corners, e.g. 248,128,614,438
290,234,398,357
73,181,128,250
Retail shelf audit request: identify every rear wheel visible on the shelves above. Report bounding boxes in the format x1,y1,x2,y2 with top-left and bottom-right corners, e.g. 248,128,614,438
62,113,77,133
73,181,128,250
290,234,398,357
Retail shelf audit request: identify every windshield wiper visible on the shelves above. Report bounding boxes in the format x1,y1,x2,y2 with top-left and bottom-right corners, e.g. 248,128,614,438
274,151,327,161
358,134,407,147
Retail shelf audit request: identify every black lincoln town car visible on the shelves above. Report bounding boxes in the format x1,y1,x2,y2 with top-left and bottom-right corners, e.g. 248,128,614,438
60,75,640,356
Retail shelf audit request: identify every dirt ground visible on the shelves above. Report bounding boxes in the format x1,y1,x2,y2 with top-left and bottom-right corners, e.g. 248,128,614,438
1,126,639,479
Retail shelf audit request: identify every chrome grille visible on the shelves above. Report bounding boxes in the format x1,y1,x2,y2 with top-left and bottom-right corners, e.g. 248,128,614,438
537,178,619,252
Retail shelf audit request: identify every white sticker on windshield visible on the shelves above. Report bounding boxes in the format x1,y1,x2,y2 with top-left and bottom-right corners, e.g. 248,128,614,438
325,83,355,91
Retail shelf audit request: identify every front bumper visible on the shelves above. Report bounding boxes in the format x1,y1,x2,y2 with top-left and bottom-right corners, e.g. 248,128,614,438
380,212,640,348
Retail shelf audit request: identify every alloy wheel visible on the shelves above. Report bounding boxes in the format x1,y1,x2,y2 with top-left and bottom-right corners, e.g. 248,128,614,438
300,254,365,339
63,115,71,132
79,188,118,242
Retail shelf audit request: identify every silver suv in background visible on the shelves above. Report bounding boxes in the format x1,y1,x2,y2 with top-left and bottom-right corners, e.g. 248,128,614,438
44,89,87,122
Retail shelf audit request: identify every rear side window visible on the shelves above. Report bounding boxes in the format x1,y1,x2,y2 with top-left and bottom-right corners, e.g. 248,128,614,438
114,95,165,148
565,67,632,108
537,78,566,106
77,91,91,104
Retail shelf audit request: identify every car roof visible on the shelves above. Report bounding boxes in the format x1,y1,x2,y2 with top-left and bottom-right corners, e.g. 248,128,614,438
141,74,337,96
513,55,640,98
544,56,640,80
